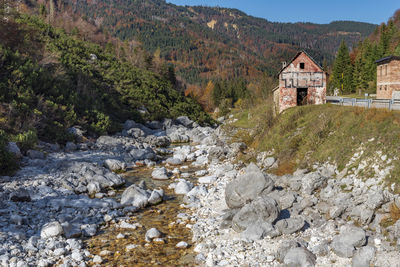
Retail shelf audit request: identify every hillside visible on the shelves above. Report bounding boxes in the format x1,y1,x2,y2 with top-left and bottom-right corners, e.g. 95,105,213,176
38,0,376,86
0,3,211,173
226,103,400,190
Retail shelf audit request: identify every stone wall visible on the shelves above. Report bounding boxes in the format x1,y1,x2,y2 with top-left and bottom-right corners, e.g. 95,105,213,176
377,59,400,99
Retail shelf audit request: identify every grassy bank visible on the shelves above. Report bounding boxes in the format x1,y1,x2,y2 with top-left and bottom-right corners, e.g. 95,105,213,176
227,103,400,190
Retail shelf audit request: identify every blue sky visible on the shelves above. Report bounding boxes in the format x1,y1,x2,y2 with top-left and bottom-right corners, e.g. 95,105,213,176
166,0,399,24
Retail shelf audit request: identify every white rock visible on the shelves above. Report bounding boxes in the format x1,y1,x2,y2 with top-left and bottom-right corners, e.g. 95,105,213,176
93,255,103,264
176,241,189,249
40,221,63,239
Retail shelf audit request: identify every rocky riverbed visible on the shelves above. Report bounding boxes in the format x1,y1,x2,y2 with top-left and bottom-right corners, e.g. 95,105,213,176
1,115,400,266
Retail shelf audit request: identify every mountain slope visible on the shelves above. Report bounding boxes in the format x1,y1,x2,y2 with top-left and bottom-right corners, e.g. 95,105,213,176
54,0,377,85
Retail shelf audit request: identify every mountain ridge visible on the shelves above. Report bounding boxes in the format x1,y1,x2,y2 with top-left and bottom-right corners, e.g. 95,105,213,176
50,0,376,86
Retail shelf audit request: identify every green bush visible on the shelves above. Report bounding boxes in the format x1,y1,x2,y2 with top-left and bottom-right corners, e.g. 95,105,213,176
12,130,38,152
0,130,18,175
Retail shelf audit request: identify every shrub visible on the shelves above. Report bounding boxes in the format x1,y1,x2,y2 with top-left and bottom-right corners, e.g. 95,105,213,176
12,130,38,152
0,130,18,175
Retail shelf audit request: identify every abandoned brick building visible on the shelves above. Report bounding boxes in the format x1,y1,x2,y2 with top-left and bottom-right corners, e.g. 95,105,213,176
376,56,400,99
273,51,327,113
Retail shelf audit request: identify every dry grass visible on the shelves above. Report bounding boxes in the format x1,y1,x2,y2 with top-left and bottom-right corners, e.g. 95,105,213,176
228,103,400,187
380,203,400,228
274,160,296,176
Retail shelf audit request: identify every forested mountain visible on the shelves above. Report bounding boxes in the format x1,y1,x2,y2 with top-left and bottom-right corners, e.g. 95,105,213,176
39,0,376,87
330,10,400,95
0,0,211,173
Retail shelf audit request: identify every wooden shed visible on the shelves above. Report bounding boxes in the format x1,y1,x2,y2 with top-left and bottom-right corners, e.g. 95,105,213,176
273,51,327,113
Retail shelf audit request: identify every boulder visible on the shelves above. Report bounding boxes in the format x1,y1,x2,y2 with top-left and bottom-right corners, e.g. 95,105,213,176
87,182,101,195
152,167,169,180
331,225,366,258
283,247,316,267
127,128,146,138
352,246,376,267
27,150,45,160
104,159,127,172
175,116,194,128
169,132,190,143
40,221,64,239
120,185,150,208
225,163,274,209
148,189,163,205
275,216,305,235
240,223,278,241
276,240,301,262
130,148,156,161
145,228,162,242
65,142,77,152
150,136,171,148
7,142,22,158
301,172,327,195
230,142,247,154
198,175,217,184
176,241,189,249
175,180,193,195
166,157,183,166
231,196,280,232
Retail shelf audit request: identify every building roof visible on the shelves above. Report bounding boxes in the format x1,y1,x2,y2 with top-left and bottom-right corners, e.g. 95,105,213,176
375,56,400,65
277,50,324,76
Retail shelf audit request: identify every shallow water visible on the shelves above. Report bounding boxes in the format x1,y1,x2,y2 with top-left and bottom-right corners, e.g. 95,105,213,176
85,167,199,266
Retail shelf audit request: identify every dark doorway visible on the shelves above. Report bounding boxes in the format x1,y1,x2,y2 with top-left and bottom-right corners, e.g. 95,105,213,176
297,88,308,106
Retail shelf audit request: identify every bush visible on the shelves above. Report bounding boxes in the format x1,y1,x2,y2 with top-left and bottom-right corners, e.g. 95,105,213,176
12,130,38,152
0,130,18,175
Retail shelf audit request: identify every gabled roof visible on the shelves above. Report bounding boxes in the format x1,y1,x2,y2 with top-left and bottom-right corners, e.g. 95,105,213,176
277,50,324,76
376,56,400,65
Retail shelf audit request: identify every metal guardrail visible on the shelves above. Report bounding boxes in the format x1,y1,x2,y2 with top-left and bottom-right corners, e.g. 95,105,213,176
327,97,400,111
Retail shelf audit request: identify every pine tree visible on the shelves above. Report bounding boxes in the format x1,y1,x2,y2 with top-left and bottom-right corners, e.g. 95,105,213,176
331,40,354,94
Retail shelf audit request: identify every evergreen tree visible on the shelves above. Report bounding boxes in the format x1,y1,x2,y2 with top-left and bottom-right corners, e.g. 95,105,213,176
330,40,354,94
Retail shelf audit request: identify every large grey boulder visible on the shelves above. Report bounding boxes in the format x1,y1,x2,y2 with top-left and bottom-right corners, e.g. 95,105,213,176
331,225,366,258
352,246,376,267
40,221,64,239
225,163,274,209
231,196,280,232
283,247,316,267
120,185,150,208
152,167,169,180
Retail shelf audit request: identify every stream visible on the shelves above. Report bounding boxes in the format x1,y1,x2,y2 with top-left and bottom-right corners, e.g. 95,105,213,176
85,150,203,266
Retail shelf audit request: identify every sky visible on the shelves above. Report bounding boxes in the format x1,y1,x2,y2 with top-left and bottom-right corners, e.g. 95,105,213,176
166,0,399,25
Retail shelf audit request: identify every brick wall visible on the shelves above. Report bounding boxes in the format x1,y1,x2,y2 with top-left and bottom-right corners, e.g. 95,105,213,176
278,52,326,112
377,59,400,99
